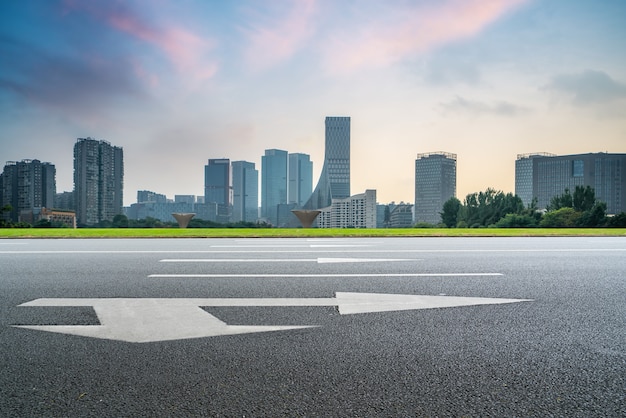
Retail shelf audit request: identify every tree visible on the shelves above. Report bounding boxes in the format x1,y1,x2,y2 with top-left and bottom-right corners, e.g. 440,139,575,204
440,197,461,228
112,214,129,228
460,188,525,227
572,185,596,212
577,201,606,227
548,189,573,211
606,212,626,227
540,207,581,227
495,213,538,228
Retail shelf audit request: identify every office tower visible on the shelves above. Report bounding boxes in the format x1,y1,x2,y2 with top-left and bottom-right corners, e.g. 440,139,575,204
304,116,350,209
288,153,313,207
514,153,556,208
261,149,288,225
515,152,626,214
414,152,457,225
74,138,124,226
0,159,56,223
232,161,259,223
204,159,231,222
204,159,230,205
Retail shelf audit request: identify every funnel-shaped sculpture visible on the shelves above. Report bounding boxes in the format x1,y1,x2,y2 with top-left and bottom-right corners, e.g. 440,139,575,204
172,213,195,228
291,210,321,228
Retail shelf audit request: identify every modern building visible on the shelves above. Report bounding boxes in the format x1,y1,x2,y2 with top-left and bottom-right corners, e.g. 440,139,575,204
204,159,231,223
261,149,288,225
389,204,414,228
137,190,167,204
74,138,124,226
232,160,259,223
304,116,350,210
288,153,313,207
515,152,626,214
414,152,457,225
0,159,56,223
317,189,376,228
54,191,74,211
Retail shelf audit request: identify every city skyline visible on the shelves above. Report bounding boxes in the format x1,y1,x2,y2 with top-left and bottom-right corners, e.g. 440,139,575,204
1,1,625,206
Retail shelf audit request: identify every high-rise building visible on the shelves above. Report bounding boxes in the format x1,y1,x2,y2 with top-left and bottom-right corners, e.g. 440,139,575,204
514,153,556,207
204,159,230,206
414,152,457,225
515,152,626,214
204,159,231,222
74,138,124,225
1,159,56,223
304,116,350,209
261,149,288,225
232,160,258,223
288,153,313,207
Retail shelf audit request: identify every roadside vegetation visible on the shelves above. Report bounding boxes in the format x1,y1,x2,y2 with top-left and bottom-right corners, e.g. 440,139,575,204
440,186,626,229
1,186,625,237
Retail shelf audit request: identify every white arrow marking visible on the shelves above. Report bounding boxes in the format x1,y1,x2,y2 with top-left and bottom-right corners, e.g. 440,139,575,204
159,258,413,264
14,293,531,343
148,273,502,278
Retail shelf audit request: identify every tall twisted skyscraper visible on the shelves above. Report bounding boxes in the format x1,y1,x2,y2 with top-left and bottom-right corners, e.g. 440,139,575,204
304,116,350,209
73,138,123,226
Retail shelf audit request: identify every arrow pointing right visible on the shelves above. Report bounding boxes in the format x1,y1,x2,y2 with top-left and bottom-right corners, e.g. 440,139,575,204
334,292,532,314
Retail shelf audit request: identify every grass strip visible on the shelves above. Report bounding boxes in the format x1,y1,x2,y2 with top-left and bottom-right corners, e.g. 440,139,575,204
1,228,625,238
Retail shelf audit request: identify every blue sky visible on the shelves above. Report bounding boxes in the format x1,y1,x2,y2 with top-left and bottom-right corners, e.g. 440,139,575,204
1,0,625,206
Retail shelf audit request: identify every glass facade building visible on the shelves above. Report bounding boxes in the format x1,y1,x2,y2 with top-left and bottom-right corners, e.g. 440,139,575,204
74,138,123,226
232,160,258,223
515,152,626,214
261,149,288,225
204,159,230,206
414,152,457,225
304,116,350,209
288,153,313,207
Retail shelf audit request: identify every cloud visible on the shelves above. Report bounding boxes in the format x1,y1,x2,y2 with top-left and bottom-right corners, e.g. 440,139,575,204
321,0,529,74
542,70,626,105
0,34,142,113
240,0,318,71
440,95,530,117
63,0,218,82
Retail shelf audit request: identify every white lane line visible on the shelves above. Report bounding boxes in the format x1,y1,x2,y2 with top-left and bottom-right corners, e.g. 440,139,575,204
2,248,625,255
159,258,415,264
210,244,371,248
148,273,504,278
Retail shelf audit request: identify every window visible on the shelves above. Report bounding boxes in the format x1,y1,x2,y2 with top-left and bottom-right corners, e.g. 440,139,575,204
573,160,584,177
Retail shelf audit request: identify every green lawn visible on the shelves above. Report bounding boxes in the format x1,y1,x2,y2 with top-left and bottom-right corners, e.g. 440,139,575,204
1,228,625,238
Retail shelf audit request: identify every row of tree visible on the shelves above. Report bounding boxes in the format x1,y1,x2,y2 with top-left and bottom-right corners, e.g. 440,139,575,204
439,186,626,228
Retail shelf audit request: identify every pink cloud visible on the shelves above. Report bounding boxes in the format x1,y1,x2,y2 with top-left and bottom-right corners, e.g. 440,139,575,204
322,0,529,74
64,1,218,82
241,0,318,71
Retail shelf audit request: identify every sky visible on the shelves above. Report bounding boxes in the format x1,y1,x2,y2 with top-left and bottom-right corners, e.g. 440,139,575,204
1,0,625,207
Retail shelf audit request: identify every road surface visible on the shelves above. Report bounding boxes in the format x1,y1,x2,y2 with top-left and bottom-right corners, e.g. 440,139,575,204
1,237,625,416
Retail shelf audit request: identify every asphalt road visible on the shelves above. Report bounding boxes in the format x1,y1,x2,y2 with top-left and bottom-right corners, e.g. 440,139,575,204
1,237,625,417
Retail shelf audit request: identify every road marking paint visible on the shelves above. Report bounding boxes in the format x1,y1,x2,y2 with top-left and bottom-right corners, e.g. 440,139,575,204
15,292,531,343
148,273,503,278
2,248,625,254
159,258,414,264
